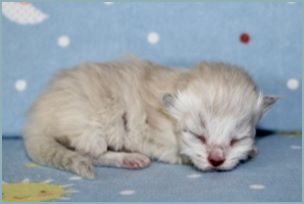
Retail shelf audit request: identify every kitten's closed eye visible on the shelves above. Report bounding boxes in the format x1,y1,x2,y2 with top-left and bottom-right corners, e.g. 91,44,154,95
230,138,239,146
198,135,207,144
186,130,207,144
230,136,250,146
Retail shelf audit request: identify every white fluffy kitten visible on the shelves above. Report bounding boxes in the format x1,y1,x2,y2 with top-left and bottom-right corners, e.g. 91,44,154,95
23,57,277,179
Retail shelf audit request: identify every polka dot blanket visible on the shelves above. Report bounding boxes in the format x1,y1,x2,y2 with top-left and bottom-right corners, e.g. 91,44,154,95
2,1,302,202
2,134,301,202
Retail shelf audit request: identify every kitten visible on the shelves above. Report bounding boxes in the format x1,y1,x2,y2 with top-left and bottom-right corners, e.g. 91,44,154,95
23,57,277,179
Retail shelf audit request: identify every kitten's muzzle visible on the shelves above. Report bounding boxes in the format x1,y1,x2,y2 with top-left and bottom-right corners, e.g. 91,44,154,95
208,148,225,167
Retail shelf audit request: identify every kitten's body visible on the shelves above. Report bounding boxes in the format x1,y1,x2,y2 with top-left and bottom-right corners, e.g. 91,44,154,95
23,57,276,178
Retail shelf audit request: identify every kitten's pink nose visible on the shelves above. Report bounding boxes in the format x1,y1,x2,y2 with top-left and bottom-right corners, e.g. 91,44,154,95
208,157,225,167
208,151,225,167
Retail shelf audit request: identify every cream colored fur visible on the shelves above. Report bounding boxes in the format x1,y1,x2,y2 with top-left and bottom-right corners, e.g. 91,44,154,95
23,57,277,179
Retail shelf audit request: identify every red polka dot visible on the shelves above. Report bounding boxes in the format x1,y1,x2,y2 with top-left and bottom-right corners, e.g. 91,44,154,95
240,33,250,44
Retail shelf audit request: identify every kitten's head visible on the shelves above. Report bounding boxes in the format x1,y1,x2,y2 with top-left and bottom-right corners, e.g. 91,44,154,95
162,63,277,171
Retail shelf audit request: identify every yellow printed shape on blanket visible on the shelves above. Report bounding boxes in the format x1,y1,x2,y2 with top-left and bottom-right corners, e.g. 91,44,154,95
3,182,65,202
24,162,40,168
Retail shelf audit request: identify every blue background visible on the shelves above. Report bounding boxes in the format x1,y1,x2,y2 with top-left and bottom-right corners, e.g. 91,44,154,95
2,2,302,136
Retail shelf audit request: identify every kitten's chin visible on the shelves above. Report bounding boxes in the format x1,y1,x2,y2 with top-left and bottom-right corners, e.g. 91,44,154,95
191,157,240,172
191,157,213,172
215,160,239,171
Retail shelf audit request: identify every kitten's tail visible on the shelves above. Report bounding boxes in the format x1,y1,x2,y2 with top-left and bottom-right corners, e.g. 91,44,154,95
23,135,96,179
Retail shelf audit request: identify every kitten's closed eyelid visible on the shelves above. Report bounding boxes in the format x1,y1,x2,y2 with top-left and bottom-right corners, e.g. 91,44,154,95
184,129,207,143
182,128,196,135
188,130,200,137
188,130,207,144
230,136,250,146
230,138,238,146
183,128,191,133
198,135,207,144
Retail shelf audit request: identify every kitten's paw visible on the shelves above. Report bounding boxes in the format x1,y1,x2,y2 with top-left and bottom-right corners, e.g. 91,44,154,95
121,153,150,169
72,157,96,179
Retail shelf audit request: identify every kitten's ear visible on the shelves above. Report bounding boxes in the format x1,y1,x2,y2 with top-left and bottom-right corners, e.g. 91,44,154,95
162,93,176,109
162,93,182,118
261,96,278,113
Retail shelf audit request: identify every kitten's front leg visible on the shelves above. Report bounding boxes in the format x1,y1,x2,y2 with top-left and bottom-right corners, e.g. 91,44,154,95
93,151,151,169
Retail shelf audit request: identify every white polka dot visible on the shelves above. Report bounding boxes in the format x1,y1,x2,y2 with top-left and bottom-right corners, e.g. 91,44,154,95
287,1,296,5
119,189,135,196
104,2,113,5
187,174,202,179
249,184,265,190
290,145,301,150
286,78,299,90
147,32,160,44
68,176,82,181
57,35,70,48
15,79,27,92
